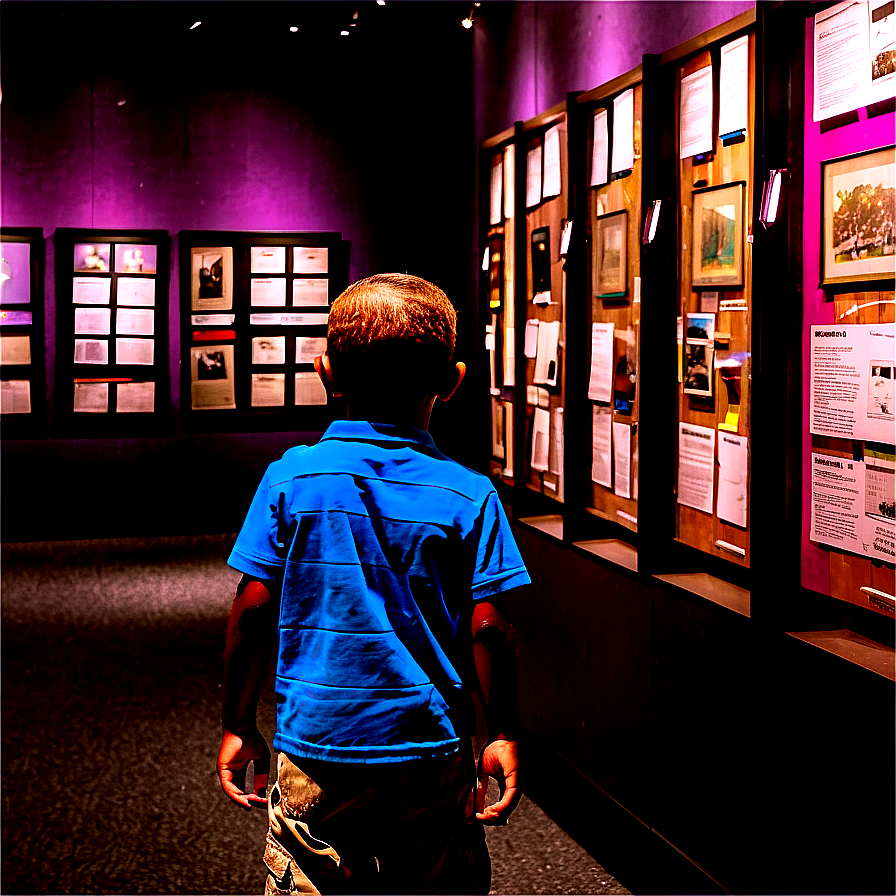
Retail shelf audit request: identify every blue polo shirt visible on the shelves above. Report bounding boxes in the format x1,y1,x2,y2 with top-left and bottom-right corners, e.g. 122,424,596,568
228,420,530,764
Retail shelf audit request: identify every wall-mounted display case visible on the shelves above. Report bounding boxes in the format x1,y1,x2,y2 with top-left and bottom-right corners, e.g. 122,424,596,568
1,228,46,438
179,231,349,433
53,228,170,437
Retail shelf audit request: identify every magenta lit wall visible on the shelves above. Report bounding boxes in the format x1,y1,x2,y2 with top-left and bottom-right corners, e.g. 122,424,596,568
473,1,755,139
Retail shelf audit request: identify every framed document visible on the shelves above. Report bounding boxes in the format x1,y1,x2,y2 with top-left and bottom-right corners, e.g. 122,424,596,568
594,210,628,298
191,247,233,311
822,146,896,286
691,182,745,288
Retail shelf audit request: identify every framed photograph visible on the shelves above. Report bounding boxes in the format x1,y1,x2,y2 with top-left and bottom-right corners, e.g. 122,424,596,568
74,243,111,273
115,244,157,274
683,342,714,397
190,247,233,311
691,183,744,288
594,210,628,298
822,146,896,286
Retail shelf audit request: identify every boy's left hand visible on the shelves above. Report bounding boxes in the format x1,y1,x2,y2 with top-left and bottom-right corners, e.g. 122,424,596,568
475,738,520,825
217,727,270,811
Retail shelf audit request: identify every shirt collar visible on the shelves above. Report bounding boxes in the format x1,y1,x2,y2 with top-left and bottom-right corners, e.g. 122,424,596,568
320,419,440,454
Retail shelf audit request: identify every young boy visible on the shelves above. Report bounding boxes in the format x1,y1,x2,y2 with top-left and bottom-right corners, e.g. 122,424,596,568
217,273,530,895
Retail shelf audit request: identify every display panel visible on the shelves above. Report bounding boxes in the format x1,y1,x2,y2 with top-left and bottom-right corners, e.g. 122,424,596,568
672,31,755,568
179,231,348,433
0,229,45,437
52,229,169,437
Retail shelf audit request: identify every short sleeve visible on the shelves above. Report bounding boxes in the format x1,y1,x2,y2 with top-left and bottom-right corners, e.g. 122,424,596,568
228,464,290,580
470,489,530,600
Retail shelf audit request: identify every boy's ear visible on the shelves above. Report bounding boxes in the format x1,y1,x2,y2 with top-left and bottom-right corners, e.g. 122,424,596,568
314,354,342,398
437,361,466,402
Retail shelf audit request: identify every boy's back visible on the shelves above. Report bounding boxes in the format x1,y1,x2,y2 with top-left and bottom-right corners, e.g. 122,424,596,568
229,419,529,765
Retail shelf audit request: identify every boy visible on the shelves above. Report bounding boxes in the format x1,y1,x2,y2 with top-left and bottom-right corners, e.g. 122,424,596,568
217,273,530,894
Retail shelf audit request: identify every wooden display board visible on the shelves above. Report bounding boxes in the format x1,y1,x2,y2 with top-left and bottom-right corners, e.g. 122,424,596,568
0,228,45,438
579,70,643,535
179,231,348,433
673,31,756,569
481,127,518,489
522,105,569,504
799,9,895,618
53,229,170,437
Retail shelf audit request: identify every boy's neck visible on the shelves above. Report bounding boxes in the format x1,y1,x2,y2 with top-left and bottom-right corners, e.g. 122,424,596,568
344,395,437,431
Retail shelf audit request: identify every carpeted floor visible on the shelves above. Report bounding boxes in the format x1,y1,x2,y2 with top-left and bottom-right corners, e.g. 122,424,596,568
1,534,630,896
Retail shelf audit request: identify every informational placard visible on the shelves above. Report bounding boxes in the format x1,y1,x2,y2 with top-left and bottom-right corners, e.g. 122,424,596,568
526,144,543,208
611,89,635,174
542,125,562,198
677,422,715,513
809,323,895,443
718,35,749,137
590,109,609,187
679,66,714,158
588,322,615,403
717,432,748,528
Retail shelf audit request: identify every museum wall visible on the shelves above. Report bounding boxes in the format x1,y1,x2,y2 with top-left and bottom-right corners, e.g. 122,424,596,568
0,2,480,540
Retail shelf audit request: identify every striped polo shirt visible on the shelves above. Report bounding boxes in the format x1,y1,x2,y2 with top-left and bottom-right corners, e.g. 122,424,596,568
228,420,530,764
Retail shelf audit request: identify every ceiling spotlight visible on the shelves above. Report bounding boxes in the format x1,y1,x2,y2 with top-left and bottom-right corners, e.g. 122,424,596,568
189,21,201,29
340,29,350,35
461,16,473,29
376,1,385,5
289,25,298,32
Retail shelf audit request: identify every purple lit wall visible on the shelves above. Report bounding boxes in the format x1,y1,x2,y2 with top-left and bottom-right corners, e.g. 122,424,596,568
473,1,755,139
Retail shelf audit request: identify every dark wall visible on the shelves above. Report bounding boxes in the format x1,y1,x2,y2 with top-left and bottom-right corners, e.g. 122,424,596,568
0,1,482,541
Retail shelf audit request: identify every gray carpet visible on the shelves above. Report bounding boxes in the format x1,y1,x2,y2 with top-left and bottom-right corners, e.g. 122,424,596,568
1,535,630,895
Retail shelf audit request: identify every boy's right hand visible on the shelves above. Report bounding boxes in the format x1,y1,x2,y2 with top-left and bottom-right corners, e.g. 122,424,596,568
475,738,520,825
217,727,271,811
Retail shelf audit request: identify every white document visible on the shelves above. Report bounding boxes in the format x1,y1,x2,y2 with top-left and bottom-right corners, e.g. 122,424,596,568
117,277,155,307
719,35,750,136
251,246,286,274
191,314,235,326
613,421,632,498
250,312,329,326
489,158,503,225
679,66,714,158
295,371,328,405
717,432,748,528
588,322,615,403
74,307,111,335
1,379,31,414
72,277,111,305
251,278,287,307
0,334,31,365
592,407,613,487
503,144,515,220
296,336,327,364
526,145,543,208
864,453,895,562
814,0,871,121
116,337,155,365
293,279,329,306
590,109,609,187
524,319,540,359
293,247,328,273
116,381,155,413
810,453,865,554
116,308,154,336
809,323,894,444
677,422,715,513
491,397,505,461
252,336,286,365
74,339,108,365
503,400,515,478
542,125,562,198
191,344,236,410
73,382,109,413
611,89,635,173
870,0,896,104
533,319,560,386
531,407,551,472
251,373,285,407
550,407,564,476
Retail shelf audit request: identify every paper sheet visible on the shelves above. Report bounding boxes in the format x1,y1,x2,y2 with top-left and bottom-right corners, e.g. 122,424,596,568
489,158,503,225
191,344,236,410
526,145,543,208
116,308,154,336
74,307,111,336
503,144,515,220
72,277,111,305
293,279,329,307
252,336,286,365
587,322,615,403
550,407,564,476
293,247,329,274
73,382,108,413
524,319,540,359
542,125,562,198
611,89,635,173
679,66,714,158
719,35,749,136
74,339,108,365
0,242,31,304
503,400,515,478
116,338,154,365
717,432,748,527
117,277,155,307
296,336,327,364
814,0,870,121
295,371,328,405
590,109,609,187
677,422,715,513
591,407,613,487
613,421,632,498
531,407,551,472
116,381,155,413
251,246,286,273
533,319,560,386
251,373,285,407
1,379,31,414
0,334,31,365
251,278,287,307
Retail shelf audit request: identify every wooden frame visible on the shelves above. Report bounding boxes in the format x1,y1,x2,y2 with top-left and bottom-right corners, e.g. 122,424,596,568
821,145,896,287
594,210,628,298
691,182,745,288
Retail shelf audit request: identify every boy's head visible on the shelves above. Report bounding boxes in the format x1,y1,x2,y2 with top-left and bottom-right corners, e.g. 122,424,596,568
319,273,464,425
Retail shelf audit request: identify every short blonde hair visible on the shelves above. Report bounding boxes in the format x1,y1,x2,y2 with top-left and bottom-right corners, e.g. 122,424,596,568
327,274,457,402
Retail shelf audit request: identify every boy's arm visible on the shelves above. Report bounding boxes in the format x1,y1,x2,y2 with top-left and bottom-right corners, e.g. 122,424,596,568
216,574,280,811
472,594,522,825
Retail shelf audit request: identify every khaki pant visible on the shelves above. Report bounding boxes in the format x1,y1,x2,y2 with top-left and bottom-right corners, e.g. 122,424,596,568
264,750,490,895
